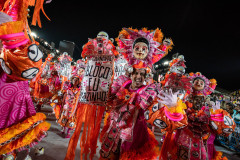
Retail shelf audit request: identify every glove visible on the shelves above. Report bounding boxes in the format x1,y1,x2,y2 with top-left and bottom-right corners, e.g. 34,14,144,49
157,89,179,108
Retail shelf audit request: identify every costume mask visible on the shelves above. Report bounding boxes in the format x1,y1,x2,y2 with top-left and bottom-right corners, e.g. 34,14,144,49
97,31,109,40
133,42,149,60
163,38,171,46
193,78,205,91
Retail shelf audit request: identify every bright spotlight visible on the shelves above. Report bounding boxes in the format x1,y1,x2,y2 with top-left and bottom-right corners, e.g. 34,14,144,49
163,61,169,66
30,32,37,38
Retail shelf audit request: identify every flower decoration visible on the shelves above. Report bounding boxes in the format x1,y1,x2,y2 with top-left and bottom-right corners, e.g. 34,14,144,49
116,88,133,101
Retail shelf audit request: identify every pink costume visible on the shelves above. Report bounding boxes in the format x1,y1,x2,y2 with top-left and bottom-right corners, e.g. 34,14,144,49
145,72,235,160
0,0,51,157
100,75,159,159
0,69,36,129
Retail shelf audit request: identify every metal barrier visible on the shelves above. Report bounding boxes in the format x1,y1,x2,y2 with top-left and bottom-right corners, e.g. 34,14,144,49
216,120,240,152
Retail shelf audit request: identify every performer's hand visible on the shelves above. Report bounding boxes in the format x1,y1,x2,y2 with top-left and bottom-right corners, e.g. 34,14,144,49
212,101,220,112
157,89,179,108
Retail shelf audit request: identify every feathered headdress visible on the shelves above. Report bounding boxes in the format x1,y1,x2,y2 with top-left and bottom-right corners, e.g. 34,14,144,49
116,27,173,69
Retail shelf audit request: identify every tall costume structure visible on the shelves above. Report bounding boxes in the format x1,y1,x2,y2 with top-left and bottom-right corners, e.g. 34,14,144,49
65,32,117,160
65,28,173,160
0,0,51,159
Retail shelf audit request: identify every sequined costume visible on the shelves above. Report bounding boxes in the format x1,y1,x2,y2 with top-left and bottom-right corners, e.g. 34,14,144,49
98,27,172,159
99,75,159,159
145,72,236,160
58,86,80,129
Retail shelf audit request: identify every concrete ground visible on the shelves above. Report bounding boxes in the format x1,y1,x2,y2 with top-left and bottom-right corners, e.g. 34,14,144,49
16,105,240,160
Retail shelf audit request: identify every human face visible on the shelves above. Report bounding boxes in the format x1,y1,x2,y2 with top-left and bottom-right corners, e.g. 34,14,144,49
163,39,171,46
193,78,205,91
130,68,146,89
133,42,149,60
72,77,79,87
192,96,205,110
78,68,84,75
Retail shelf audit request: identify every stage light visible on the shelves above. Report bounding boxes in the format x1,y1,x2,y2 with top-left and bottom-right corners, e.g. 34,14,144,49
30,32,37,38
163,61,169,66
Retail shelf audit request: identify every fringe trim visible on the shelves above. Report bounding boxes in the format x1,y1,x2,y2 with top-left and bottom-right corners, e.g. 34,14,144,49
0,121,50,155
120,129,159,160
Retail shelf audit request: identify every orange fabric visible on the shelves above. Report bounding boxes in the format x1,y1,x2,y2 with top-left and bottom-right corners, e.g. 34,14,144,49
79,106,89,159
65,105,105,160
0,21,24,36
0,121,50,155
0,113,50,155
147,100,188,133
0,41,42,81
80,105,97,160
213,151,228,160
0,113,47,143
31,0,50,27
89,106,105,159
31,54,53,98
64,104,88,160
210,109,236,136
53,105,61,119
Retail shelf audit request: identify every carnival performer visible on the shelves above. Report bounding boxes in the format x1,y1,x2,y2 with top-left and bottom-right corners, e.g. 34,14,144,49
65,31,119,160
58,75,81,138
64,28,173,160
97,27,173,160
56,52,73,89
145,71,236,160
82,31,119,58
161,54,191,101
30,54,61,111
0,0,51,159
51,59,85,123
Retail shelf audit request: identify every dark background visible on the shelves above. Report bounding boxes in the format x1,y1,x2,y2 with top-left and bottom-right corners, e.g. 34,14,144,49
31,0,240,91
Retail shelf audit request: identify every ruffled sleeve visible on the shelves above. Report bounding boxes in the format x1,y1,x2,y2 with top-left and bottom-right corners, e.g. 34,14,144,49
144,99,188,132
210,109,236,136
138,83,158,110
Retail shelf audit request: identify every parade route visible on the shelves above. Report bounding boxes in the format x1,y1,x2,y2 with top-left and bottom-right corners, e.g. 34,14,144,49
16,105,240,160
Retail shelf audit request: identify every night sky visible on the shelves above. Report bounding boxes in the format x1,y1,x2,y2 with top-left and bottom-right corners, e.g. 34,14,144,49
31,1,240,91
